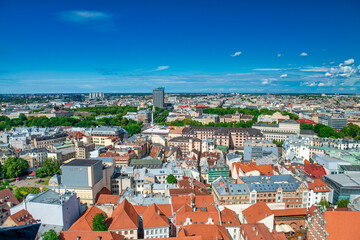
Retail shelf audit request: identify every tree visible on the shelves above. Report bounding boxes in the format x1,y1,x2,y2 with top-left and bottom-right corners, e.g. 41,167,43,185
166,174,177,184
319,199,330,207
3,157,29,178
337,199,350,207
42,229,59,240
92,213,108,231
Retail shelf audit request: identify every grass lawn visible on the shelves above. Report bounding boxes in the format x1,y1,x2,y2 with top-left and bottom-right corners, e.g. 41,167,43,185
36,179,49,185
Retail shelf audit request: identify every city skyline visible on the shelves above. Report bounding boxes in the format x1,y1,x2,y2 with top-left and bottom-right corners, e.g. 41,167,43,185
1,0,360,94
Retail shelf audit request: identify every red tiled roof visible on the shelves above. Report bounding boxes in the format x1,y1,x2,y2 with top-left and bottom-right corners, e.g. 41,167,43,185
60,231,124,240
307,179,330,192
96,194,120,205
9,209,36,226
272,208,307,217
220,207,241,227
241,223,286,240
142,204,169,229
325,211,360,240
303,163,327,179
178,224,229,240
109,199,138,230
0,188,19,205
69,206,106,231
242,202,273,223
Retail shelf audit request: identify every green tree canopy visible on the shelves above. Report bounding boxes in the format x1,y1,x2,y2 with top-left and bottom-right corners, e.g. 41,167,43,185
92,213,108,231
3,157,29,178
319,199,330,207
42,229,59,240
337,199,350,207
166,174,177,184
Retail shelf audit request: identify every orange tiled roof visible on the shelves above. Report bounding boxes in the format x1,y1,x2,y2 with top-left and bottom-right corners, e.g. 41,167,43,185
96,194,120,205
325,211,360,240
240,223,286,240
242,202,273,223
233,162,273,176
69,206,106,231
9,209,36,226
307,179,330,192
143,204,169,229
176,208,220,226
134,205,149,215
60,231,124,240
157,204,173,217
220,207,240,227
109,199,139,230
272,208,307,217
178,224,229,240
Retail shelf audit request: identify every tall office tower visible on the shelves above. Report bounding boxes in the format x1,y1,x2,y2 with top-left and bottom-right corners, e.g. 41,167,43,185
153,87,164,108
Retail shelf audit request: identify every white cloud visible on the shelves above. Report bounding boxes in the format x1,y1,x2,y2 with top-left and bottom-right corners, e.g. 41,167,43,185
300,52,308,57
343,58,355,65
153,66,170,71
59,10,112,23
325,72,332,77
318,83,326,87
231,51,242,57
300,67,329,72
277,53,283,57
253,68,282,71
280,74,287,78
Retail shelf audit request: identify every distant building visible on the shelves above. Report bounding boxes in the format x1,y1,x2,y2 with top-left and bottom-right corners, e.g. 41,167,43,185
153,87,165,109
253,120,300,141
243,140,278,162
89,92,104,99
318,115,348,129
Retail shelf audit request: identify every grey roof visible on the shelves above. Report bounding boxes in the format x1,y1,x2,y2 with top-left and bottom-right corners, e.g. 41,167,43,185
212,176,249,196
25,189,74,205
324,173,360,187
241,174,303,192
62,159,101,167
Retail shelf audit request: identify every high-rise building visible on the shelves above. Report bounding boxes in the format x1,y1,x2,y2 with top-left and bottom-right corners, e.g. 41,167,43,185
153,87,164,108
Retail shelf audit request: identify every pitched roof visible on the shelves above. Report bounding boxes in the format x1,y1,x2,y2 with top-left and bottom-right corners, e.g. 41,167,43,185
242,202,273,223
96,194,120,205
69,206,106,231
9,209,36,226
60,231,124,240
240,223,286,240
157,204,173,218
272,208,307,217
0,188,19,205
325,211,360,240
143,204,169,229
109,199,139,230
220,207,241,227
307,179,330,193
178,224,229,240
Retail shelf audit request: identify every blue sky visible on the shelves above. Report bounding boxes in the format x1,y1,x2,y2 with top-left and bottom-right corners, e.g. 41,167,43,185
1,0,360,93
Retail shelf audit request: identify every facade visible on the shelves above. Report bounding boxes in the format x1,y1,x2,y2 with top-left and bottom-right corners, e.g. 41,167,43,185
153,87,165,109
241,175,309,208
19,148,48,168
212,177,250,205
75,141,95,159
252,121,300,141
32,132,68,149
168,137,201,157
89,92,104,99
318,115,348,129
307,179,330,208
181,126,263,150
257,112,290,123
208,161,230,183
